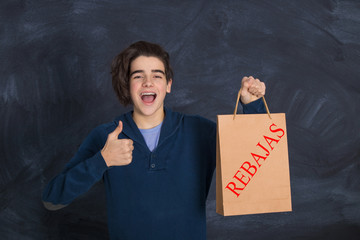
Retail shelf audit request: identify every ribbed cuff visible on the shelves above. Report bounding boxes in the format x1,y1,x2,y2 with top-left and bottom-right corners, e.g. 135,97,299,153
88,151,109,179
241,98,266,114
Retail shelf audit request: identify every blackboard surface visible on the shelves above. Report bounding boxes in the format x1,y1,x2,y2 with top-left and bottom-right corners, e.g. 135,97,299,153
1,1,359,239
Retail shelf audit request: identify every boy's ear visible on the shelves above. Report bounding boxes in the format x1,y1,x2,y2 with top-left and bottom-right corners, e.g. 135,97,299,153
166,79,172,93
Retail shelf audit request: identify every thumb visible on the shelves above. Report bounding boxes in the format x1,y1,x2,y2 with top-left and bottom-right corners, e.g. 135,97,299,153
241,76,250,90
240,77,250,98
109,120,123,139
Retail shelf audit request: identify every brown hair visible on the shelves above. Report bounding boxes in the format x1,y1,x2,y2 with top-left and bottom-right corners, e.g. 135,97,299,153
111,41,174,106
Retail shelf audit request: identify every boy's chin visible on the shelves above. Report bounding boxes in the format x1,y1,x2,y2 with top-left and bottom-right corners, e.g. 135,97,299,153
134,104,164,117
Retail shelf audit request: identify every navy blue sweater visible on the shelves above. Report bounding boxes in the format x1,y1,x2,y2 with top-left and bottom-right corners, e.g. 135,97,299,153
42,98,265,239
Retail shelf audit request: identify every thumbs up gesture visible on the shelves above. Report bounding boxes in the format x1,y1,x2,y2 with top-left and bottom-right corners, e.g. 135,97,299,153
101,121,134,167
240,76,266,104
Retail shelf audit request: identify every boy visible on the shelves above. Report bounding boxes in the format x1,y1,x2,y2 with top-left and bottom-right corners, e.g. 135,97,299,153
42,41,266,239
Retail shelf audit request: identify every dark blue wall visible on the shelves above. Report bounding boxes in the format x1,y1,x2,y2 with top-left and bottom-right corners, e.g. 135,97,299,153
1,0,359,239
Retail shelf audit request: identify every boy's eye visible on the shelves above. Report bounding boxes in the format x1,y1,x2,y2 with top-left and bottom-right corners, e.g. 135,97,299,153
133,75,143,79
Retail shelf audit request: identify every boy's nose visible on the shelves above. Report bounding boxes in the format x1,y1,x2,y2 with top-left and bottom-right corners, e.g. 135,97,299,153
142,77,153,87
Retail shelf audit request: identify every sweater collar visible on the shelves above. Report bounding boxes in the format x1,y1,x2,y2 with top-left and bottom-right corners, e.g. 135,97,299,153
116,107,183,150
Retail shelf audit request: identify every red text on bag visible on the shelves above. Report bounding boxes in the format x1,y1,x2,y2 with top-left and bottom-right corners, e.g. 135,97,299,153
225,123,285,197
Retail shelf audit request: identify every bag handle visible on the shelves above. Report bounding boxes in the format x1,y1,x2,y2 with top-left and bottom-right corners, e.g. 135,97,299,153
233,89,272,120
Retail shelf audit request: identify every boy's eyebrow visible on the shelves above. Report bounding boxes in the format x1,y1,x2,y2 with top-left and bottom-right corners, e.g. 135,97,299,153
152,69,165,75
130,69,165,77
130,70,144,77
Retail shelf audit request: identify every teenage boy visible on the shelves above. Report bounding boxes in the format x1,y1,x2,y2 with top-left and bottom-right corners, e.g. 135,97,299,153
42,41,266,239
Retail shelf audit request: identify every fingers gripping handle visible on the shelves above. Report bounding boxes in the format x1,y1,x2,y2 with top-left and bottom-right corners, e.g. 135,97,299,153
233,89,272,120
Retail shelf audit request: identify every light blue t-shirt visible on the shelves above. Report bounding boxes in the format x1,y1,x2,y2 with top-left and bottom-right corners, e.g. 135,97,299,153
139,122,163,152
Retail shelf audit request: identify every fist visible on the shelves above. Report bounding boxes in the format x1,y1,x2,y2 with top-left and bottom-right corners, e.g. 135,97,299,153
101,121,134,167
240,76,266,104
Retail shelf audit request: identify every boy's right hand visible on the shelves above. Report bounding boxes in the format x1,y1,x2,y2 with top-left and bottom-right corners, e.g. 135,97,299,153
101,121,134,167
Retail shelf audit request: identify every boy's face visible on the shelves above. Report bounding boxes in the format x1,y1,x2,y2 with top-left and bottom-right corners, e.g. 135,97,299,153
129,56,172,120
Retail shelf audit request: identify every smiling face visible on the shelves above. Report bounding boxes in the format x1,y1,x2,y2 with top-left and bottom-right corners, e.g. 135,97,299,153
129,56,172,127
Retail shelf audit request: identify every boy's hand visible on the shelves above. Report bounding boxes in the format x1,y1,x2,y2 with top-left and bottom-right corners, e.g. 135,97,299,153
101,121,134,167
240,76,266,104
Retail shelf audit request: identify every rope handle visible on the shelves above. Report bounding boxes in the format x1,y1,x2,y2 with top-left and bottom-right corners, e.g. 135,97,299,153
233,89,272,120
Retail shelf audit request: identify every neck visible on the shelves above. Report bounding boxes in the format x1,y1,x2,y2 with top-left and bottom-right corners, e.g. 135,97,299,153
132,108,165,129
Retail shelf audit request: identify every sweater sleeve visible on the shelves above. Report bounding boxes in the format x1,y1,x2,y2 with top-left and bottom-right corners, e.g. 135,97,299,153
241,97,266,114
206,120,217,199
42,126,109,209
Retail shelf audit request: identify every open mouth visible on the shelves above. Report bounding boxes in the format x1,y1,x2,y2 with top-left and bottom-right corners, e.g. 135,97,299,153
141,92,157,104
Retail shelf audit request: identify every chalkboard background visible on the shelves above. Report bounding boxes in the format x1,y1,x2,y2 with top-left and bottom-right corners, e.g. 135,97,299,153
1,0,359,239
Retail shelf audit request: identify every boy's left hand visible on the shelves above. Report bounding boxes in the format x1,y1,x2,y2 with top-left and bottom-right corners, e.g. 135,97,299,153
240,76,266,104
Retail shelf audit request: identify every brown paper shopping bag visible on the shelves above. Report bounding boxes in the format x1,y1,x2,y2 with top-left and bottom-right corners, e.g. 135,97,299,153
216,92,292,216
